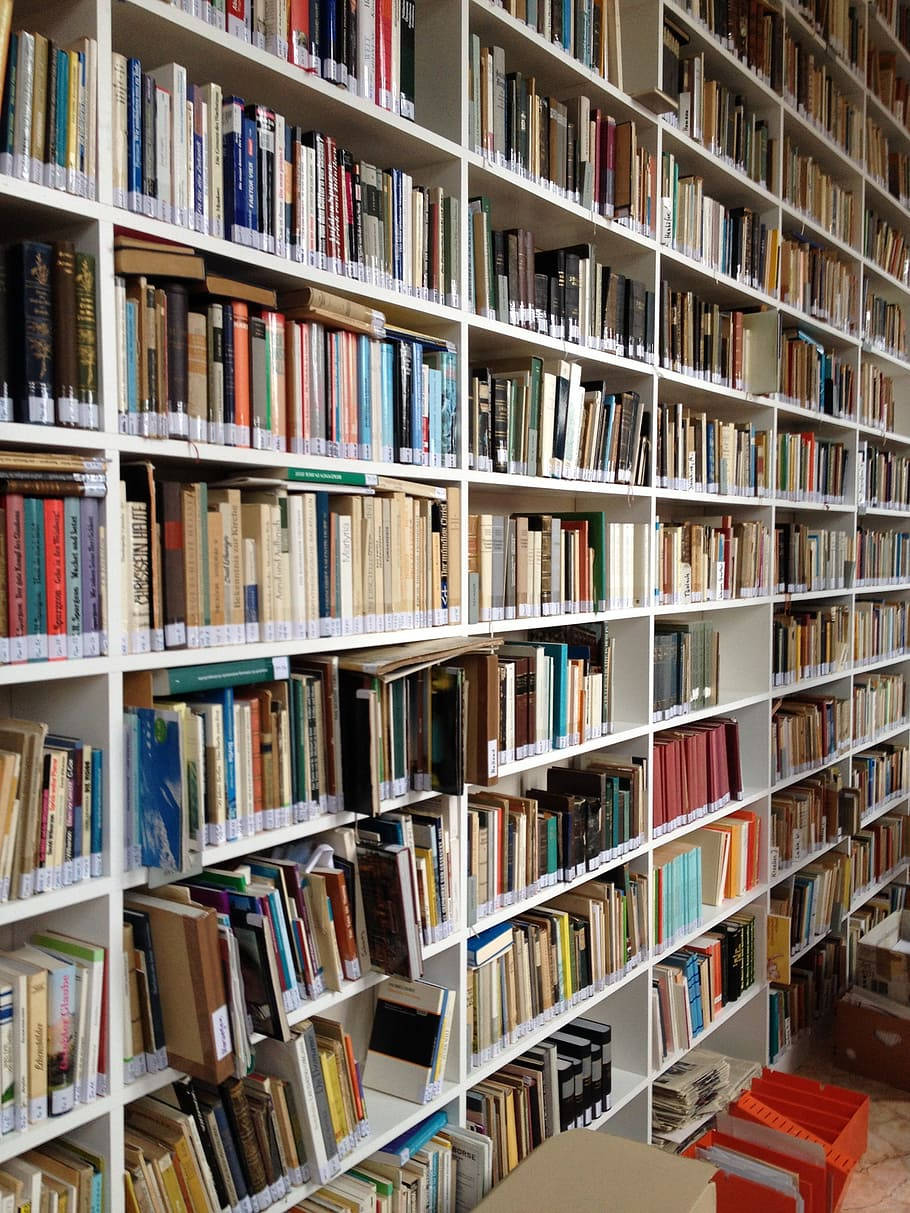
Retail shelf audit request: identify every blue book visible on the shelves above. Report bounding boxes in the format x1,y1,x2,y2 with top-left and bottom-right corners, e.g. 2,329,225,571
242,113,258,241
90,748,104,874
427,364,442,465
315,492,331,625
467,921,513,967
54,50,70,177
539,642,569,746
371,1110,449,1166
126,57,142,204
0,984,12,1132
189,85,205,227
380,341,395,463
190,688,237,822
357,334,372,459
222,96,246,243
23,497,47,662
562,0,571,47
136,706,184,874
125,298,138,420
320,0,338,78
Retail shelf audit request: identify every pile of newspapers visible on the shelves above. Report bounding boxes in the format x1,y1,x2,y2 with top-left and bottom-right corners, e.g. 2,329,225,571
652,1048,763,1152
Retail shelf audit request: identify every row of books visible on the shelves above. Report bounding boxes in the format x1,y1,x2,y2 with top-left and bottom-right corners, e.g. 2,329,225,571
154,0,419,119
469,42,650,225
487,628,616,765
770,771,847,874
0,28,96,198
866,118,892,192
769,937,845,1058
469,362,649,486
847,813,908,898
467,1019,614,1188
653,717,744,836
654,517,769,604
797,0,864,70
867,48,910,141
772,604,851,687
488,0,623,85
115,254,458,466
782,137,856,246
468,213,655,361
860,361,897,430
652,620,719,721
855,526,910,585
666,52,775,190
782,34,862,160
0,1135,104,1212
772,694,852,785
847,878,909,969
678,0,783,88
121,468,461,657
775,431,848,504
122,643,483,869
467,514,648,620
660,161,780,295
887,148,910,206
774,522,854,594
0,930,106,1131
773,851,850,957
466,870,648,1068
654,808,760,949
779,237,857,332
854,599,909,665
653,912,757,1064
860,443,910,511
0,242,98,430
657,289,777,390
467,757,647,924
111,58,459,303
0,452,106,667
778,330,856,417
655,403,771,495
0,718,103,906
852,742,908,817
864,208,910,286
852,671,907,744
864,286,907,360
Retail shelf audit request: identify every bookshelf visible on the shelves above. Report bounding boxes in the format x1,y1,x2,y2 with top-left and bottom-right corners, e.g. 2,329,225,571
2,0,910,1201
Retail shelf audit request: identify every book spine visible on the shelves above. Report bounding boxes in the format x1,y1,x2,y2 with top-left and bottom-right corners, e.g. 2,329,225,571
43,498,67,661
79,496,101,657
74,252,98,430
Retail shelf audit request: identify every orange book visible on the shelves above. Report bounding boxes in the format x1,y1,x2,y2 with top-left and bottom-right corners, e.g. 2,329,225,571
311,867,361,983
231,301,251,442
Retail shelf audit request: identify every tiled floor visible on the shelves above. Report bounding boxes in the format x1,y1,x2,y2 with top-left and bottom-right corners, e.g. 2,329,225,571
796,1046,910,1210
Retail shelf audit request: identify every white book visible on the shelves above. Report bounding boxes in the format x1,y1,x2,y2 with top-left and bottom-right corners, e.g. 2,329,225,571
359,0,376,103
287,493,308,639
12,31,34,181
149,63,187,225
200,82,223,238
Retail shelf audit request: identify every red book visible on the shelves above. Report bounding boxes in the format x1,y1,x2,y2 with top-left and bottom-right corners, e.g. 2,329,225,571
43,498,66,661
5,494,26,664
376,0,393,109
653,740,665,831
226,0,248,39
313,866,361,982
231,301,251,439
288,0,312,68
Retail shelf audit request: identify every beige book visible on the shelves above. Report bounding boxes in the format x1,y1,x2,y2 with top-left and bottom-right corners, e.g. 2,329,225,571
205,510,226,644
241,502,274,639
29,33,48,172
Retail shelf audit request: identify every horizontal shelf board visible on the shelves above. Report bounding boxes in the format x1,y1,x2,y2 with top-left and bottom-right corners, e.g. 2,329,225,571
466,607,650,637
853,651,910,675
653,595,772,615
774,586,855,603
655,786,769,846
0,658,109,687
122,1066,185,1104
113,0,462,169
652,693,768,734
772,666,852,695
587,1069,650,1128
772,749,852,795
0,173,103,224
465,313,656,378
0,877,115,928
465,469,651,499
488,720,651,782
0,1095,112,1165
658,120,780,212
849,858,910,914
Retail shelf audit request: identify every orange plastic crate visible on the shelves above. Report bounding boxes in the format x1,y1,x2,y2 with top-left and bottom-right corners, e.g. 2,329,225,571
752,1070,869,1161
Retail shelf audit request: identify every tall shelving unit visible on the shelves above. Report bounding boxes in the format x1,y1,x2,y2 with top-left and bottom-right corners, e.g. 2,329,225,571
2,0,910,1199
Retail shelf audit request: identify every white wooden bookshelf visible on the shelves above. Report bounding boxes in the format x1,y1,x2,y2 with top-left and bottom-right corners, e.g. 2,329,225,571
4,0,910,1198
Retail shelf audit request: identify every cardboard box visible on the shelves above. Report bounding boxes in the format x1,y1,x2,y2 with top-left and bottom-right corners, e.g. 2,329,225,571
834,999,910,1092
473,1129,717,1213
855,910,910,1004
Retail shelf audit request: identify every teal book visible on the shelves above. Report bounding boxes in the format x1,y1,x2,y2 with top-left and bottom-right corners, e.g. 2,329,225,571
24,497,47,661
150,656,286,695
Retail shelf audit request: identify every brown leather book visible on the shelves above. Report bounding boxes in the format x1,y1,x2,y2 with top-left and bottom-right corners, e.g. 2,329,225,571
221,1078,269,1200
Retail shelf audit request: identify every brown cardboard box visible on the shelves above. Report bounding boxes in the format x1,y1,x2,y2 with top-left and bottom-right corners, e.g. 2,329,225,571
473,1129,717,1213
834,999,910,1092
855,910,910,1004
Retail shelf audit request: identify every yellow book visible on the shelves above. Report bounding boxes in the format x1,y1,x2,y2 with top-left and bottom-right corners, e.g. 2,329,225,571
66,51,80,177
318,1045,347,1146
414,847,438,929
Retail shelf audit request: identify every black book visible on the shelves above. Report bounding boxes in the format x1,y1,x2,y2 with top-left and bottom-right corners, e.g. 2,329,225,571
400,0,416,120
229,906,291,1041
141,72,157,201
556,1057,579,1133
535,249,567,339
172,1077,234,1212
339,671,380,815
572,1018,613,1111
430,665,464,795
123,908,168,1061
7,241,55,424
165,283,188,431
552,1031,595,1124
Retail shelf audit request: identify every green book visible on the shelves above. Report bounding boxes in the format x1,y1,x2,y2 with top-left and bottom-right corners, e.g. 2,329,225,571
149,656,288,696
284,466,378,486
